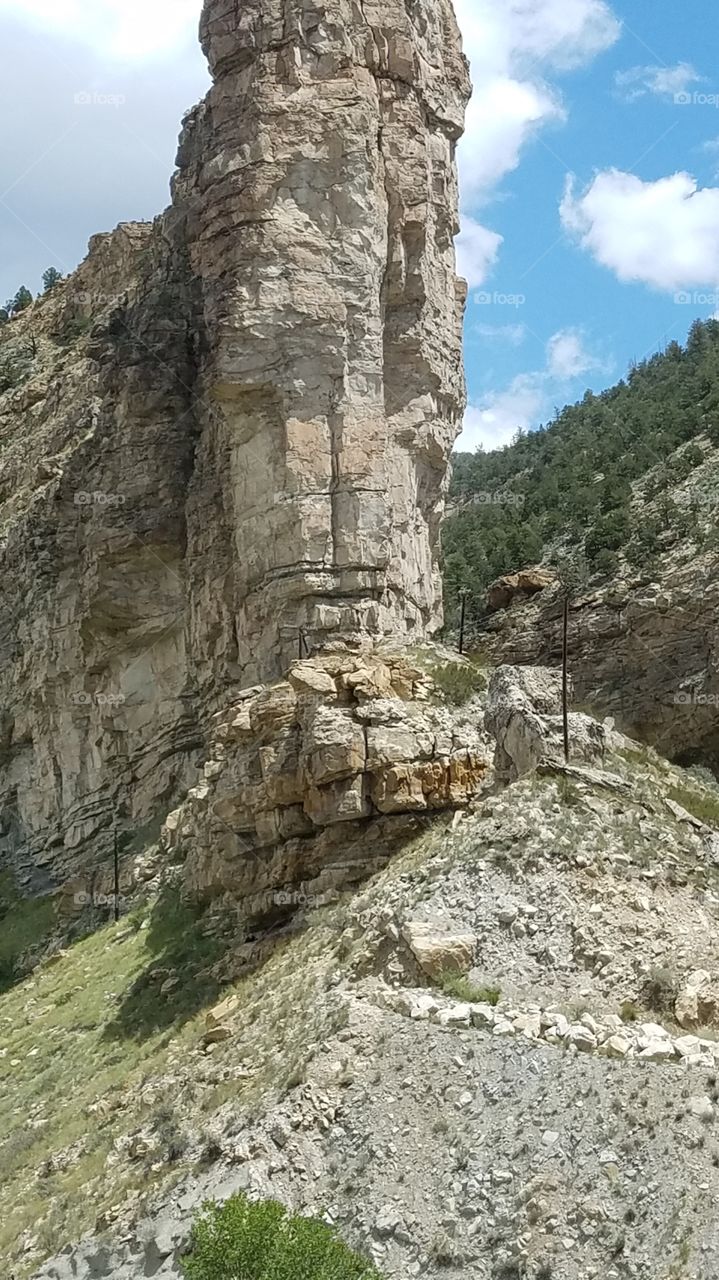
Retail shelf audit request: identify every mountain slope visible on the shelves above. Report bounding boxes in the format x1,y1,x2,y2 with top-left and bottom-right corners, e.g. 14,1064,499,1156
443,318,719,619
5,670,719,1279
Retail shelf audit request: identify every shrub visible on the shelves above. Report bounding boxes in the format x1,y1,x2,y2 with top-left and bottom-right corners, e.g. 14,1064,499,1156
641,965,678,1018
431,659,487,706
182,1193,383,1279
439,973,501,1005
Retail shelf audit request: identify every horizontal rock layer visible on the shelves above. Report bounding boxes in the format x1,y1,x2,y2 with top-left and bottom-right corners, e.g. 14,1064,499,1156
0,0,470,889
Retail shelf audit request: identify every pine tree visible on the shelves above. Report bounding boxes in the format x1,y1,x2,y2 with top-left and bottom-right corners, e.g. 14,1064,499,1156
42,267,63,293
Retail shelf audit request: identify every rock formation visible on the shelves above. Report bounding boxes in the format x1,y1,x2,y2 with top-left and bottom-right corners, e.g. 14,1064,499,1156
0,0,470,892
480,553,719,770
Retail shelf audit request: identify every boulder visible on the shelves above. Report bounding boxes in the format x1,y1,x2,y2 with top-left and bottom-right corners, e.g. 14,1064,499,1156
401,920,477,980
485,665,606,782
487,566,556,612
675,970,719,1029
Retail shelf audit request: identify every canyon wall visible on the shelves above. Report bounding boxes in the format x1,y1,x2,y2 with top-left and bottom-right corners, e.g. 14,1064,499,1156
0,0,470,891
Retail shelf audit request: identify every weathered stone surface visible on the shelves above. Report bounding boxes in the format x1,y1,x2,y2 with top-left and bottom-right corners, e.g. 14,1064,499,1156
485,665,607,783
401,920,477,979
675,970,719,1030
487,567,556,613
0,0,470,891
478,554,719,768
175,654,491,909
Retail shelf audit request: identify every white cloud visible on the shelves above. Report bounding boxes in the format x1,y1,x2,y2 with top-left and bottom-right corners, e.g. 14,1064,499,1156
614,61,701,102
0,0,200,60
462,377,546,451
561,169,719,291
459,327,606,450
452,0,620,284
475,322,528,346
546,327,604,378
456,218,504,288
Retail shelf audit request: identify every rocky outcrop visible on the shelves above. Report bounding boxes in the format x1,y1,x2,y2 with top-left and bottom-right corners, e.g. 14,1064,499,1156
0,0,470,891
485,665,607,783
161,652,490,913
479,552,719,769
486,566,556,613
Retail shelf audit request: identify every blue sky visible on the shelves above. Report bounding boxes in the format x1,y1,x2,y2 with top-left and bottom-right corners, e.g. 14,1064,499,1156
1,0,718,452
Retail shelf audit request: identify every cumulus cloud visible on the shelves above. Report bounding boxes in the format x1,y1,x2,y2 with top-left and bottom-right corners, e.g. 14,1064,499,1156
451,0,620,286
456,217,504,289
560,169,719,291
459,328,606,450
614,61,701,102
546,327,604,378
0,0,200,60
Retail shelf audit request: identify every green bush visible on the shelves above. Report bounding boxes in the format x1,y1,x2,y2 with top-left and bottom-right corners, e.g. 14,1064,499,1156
182,1194,382,1279
431,659,487,706
439,972,501,1005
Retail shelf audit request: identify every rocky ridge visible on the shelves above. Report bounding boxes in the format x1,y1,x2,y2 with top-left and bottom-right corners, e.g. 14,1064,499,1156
0,0,470,893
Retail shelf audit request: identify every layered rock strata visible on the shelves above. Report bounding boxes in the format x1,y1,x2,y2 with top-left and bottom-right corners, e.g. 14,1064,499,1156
481,556,719,769
0,0,470,889
162,652,490,913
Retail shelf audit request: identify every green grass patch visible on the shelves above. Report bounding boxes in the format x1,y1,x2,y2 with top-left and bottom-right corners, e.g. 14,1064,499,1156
438,973,501,1005
667,781,719,829
182,1193,382,1279
0,872,56,992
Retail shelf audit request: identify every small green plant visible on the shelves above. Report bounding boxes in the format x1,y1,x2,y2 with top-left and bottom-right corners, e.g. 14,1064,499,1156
641,965,678,1019
430,659,487,706
0,873,56,991
557,774,582,807
181,1193,383,1279
620,1001,640,1024
438,972,501,1005
667,782,719,830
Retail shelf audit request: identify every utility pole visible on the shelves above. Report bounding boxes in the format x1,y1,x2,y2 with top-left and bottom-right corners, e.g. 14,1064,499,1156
458,590,468,656
562,595,570,764
113,811,120,923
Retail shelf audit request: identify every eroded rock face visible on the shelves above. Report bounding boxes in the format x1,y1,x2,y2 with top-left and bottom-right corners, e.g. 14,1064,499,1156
163,654,490,912
479,556,719,769
180,0,471,679
0,0,470,890
485,665,607,783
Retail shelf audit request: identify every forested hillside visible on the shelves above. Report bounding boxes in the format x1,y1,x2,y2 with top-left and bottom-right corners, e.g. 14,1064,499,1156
443,318,719,620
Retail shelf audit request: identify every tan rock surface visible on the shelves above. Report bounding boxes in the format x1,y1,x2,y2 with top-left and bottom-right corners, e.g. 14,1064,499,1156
0,0,470,892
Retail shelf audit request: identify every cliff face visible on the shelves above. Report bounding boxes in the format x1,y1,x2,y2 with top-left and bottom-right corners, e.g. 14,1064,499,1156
181,0,470,681
0,0,470,891
480,555,719,770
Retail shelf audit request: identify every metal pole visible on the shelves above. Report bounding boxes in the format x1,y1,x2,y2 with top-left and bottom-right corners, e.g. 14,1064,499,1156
113,815,120,923
458,592,467,655
562,595,570,764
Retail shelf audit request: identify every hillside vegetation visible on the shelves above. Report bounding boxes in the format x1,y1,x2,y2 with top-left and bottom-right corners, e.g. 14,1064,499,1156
443,318,719,619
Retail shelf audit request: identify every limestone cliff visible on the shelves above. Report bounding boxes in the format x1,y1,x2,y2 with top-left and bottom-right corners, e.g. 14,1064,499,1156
0,0,470,892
